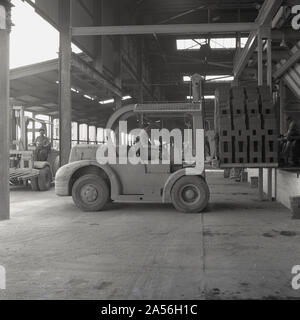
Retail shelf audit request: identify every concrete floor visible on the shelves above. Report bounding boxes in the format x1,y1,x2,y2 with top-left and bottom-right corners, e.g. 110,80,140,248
0,171,300,300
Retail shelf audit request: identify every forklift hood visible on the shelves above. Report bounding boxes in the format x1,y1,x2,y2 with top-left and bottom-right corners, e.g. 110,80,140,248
69,144,99,163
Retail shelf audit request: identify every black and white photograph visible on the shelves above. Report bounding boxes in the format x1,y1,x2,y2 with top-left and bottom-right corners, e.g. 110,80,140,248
0,0,300,306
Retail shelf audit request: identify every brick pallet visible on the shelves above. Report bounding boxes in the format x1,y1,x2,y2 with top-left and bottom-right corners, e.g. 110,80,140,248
215,86,278,166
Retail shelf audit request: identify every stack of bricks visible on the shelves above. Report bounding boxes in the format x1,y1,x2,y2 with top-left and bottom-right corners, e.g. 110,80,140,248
232,87,247,163
215,85,278,165
215,88,232,164
261,86,278,163
246,86,263,164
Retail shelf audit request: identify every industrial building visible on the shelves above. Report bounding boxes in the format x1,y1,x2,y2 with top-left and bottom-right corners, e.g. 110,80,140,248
0,0,300,300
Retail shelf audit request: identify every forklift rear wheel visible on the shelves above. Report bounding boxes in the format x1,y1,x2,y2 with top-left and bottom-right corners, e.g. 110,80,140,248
171,176,210,213
72,174,109,212
38,166,52,191
30,177,39,191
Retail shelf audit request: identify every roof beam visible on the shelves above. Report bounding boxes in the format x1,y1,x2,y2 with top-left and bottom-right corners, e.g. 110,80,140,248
72,54,122,97
233,0,282,78
10,59,58,80
72,23,258,36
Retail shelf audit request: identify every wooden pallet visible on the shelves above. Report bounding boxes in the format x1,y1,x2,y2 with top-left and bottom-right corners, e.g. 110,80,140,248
9,168,39,180
9,150,38,181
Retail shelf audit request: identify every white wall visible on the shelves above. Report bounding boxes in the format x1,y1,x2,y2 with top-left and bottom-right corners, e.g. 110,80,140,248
247,168,300,209
246,168,276,198
276,170,300,209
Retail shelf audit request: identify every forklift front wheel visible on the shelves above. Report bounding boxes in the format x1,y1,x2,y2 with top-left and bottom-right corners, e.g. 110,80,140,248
72,174,110,212
171,176,210,213
38,166,52,191
30,177,39,191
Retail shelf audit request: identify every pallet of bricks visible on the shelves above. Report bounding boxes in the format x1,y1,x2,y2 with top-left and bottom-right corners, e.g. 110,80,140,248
215,86,278,165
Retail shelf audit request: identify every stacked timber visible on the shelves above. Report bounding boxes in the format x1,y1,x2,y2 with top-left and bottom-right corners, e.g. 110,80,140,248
215,86,278,165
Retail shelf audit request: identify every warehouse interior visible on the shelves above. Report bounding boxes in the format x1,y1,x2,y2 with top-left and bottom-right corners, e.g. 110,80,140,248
1,0,300,299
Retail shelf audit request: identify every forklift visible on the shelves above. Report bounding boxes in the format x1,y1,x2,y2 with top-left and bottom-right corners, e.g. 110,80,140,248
55,74,210,213
10,106,59,191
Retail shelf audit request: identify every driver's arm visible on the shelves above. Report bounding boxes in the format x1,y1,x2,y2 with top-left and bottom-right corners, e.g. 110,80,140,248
43,137,51,147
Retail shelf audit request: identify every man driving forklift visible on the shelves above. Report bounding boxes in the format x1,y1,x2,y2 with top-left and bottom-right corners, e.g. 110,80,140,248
34,128,51,161
279,116,300,166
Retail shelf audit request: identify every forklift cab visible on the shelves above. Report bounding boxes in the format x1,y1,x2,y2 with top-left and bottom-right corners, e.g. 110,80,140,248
104,102,205,172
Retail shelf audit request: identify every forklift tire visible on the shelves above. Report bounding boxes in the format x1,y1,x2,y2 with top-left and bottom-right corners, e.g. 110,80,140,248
30,177,39,191
72,174,109,212
38,166,52,191
171,176,210,213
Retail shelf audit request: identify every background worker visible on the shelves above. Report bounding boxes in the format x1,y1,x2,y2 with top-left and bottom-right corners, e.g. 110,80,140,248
34,128,51,161
279,116,300,165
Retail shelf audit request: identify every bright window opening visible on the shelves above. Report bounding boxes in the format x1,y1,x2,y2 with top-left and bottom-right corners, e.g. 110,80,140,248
183,75,233,82
183,76,192,82
187,95,215,100
176,39,205,50
240,37,249,47
72,122,78,144
210,38,236,49
79,124,88,143
177,37,248,50
89,126,97,144
97,128,105,143
206,75,234,82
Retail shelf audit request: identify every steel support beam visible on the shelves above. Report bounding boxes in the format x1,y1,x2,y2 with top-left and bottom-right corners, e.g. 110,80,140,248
233,0,282,78
59,0,72,166
233,32,257,78
72,23,257,36
10,59,59,80
267,30,272,90
0,1,10,221
266,31,273,202
113,8,122,109
273,48,300,79
93,0,103,73
258,28,264,86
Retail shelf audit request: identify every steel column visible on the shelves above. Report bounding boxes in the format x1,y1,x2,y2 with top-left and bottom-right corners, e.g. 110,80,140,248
279,80,286,134
137,39,144,103
0,1,10,220
258,28,264,86
267,30,273,201
113,35,122,109
59,0,72,166
93,0,103,73
233,0,282,79
77,122,80,144
267,36,272,90
257,28,264,201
